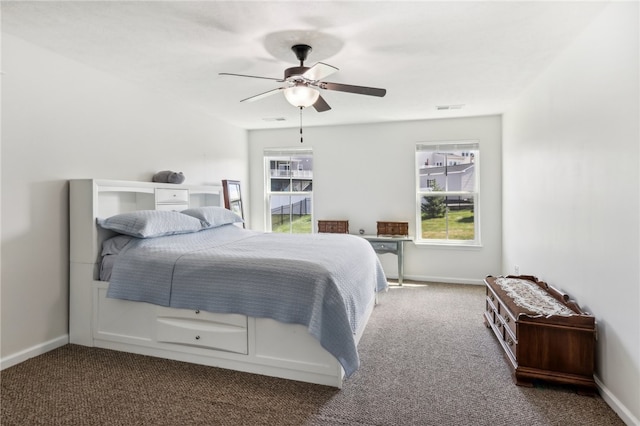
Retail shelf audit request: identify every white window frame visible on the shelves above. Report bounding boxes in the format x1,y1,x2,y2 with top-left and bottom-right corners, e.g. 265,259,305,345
264,148,313,233
415,140,480,246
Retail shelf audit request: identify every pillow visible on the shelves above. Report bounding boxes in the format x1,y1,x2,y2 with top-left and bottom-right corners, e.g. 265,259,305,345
101,235,133,256
97,210,203,238
180,206,243,229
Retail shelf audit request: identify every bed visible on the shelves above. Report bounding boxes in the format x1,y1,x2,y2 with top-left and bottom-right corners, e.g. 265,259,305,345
69,179,387,387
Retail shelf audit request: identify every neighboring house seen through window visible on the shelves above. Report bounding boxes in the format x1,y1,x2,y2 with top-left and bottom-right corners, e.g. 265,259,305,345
264,149,313,233
415,141,480,245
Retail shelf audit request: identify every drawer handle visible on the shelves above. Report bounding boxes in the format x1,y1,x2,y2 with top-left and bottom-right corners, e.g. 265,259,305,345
490,295,495,301
507,338,514,346
503,315,510,323
195,335,201,340
195,309,200,314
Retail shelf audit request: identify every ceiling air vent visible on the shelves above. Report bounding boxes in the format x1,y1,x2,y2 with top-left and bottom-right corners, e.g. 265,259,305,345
436,104,465,111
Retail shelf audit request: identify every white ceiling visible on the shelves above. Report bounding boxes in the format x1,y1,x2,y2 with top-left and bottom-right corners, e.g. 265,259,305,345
1,1,608,130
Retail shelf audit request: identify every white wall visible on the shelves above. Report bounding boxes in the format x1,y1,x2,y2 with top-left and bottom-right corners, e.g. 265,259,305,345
0,34,248,362
248,115,502,284
503,3,639,424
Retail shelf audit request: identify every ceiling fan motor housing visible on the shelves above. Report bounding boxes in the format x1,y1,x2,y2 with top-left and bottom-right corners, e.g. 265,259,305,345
291,44,312,63
284,66,310,80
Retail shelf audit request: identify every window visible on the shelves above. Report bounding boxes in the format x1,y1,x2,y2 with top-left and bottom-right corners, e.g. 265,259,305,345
415,141,479,245
264,149,313,233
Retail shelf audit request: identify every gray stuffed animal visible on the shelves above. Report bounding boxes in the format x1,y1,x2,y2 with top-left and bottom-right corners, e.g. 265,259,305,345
152,170,185,184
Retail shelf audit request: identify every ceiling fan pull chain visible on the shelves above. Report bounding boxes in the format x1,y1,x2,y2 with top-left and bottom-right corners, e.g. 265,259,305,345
300,107,304,143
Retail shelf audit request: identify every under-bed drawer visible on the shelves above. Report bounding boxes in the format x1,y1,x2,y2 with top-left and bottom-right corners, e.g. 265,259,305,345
156,308,248,354
156,307,247,326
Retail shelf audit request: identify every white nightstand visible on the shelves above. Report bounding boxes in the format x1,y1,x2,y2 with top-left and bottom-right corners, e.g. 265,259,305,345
361,235,412,285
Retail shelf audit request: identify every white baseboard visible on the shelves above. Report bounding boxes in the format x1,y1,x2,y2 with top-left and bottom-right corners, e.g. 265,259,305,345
0,335,69,371
403,274,485,285
595,375,639,426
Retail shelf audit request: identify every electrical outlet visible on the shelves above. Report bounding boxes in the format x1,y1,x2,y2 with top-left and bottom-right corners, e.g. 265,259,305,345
514,265,520,275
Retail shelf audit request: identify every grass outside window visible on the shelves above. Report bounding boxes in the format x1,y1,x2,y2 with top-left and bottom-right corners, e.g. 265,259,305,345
271,214,312,233
421,208,474,240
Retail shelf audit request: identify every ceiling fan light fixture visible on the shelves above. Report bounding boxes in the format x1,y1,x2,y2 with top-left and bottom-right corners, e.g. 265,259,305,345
284,85,320,108
221,43,385,113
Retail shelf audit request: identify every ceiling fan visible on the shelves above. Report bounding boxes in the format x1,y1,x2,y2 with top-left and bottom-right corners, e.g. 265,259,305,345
220,44,386,112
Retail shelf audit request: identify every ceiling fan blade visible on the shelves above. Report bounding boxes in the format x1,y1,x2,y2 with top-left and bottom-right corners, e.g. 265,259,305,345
302,62,339,81
320,82,386,97
219,72,283,82
240,87,285,103
312,95,331,112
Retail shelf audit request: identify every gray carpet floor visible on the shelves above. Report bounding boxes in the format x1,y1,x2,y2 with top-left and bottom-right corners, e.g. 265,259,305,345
1,282,624,425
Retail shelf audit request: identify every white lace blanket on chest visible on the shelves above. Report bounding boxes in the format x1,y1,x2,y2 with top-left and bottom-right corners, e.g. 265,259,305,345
495,277,575,317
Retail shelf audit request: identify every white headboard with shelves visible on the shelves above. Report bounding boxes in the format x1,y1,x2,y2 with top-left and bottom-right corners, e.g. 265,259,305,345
69,179,222,269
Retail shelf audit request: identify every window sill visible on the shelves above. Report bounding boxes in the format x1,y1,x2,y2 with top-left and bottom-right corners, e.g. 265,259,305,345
414,241,482,250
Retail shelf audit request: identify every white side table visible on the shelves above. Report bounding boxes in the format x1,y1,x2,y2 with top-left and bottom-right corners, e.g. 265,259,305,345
361,235,412,285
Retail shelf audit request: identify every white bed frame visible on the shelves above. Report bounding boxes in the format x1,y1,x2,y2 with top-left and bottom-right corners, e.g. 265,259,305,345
69,179,374,388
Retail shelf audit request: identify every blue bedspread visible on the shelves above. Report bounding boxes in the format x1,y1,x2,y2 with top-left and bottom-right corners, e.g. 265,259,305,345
106,225,388,376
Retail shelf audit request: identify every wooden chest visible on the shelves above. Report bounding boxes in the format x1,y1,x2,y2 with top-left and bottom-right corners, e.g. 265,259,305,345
377,221,408,236
317,220,349,234
483,275,596,393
